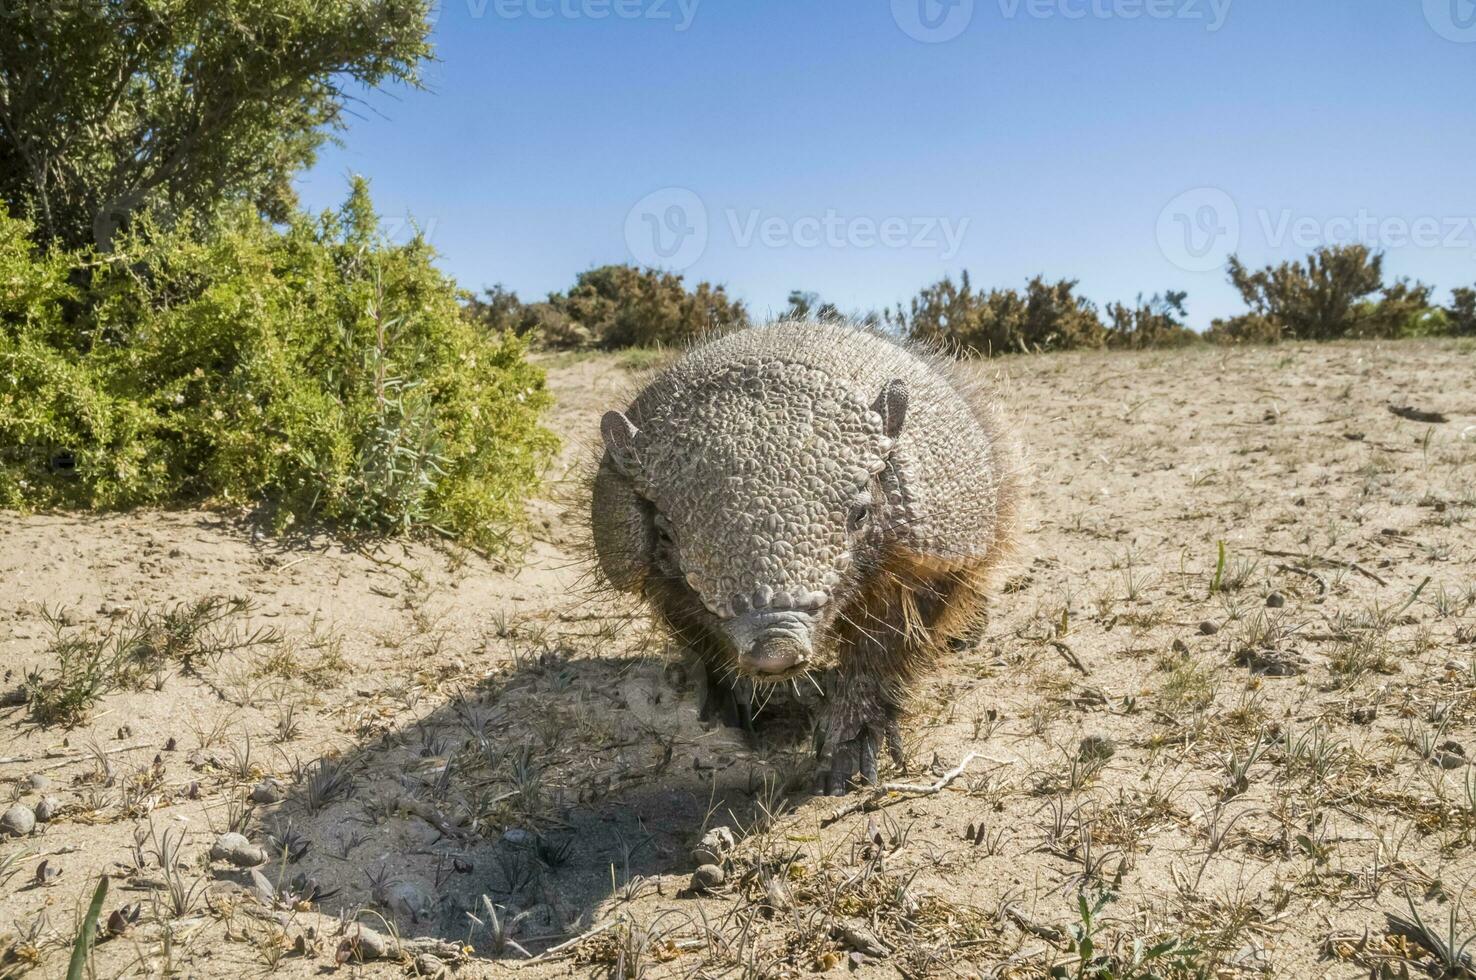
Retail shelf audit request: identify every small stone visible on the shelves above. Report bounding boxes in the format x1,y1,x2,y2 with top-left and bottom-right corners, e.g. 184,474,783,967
691,864,725,892
1350,706,1377,725
1265,592,1285,608
1198,620,1219,636
249,778,286,804
1171,638,1189,655
1432,751,1468,770
116,724,132,739
26,774,51,792
33,859,61,885
415,953,448,978
502,828,533,846
210,832,268,867
1,804,36,837
34,796,62,822
690,826,736,866
337,925,393,963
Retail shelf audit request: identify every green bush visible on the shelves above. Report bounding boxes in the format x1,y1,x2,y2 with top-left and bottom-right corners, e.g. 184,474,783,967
465,285,589,348
0,180,556,552
556,264,749,348
892,272,1107,354
1446,287,1476,336
1216,245,1438,343
1204,313,1284,345
1104,291,1198,350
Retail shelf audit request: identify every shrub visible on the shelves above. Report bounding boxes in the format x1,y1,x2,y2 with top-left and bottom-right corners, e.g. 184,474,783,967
1220,245,1436,342
781,290,842,322
465,284,534,334
1205,313,1283,345
556,264,749,348
0,180,556,552
1446,287,1476,336
465,285,590,348
1104,291,1198,350
892,272,1106,354
780,289,881,326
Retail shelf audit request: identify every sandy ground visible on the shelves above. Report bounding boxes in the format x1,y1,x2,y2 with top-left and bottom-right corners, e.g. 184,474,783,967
1,338,1474,979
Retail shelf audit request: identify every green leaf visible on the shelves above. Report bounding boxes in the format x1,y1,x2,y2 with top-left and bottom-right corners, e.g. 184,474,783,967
66,875,109,980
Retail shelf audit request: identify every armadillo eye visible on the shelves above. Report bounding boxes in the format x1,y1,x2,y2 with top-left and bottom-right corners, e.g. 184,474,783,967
847,502,872,532
653,513,676,550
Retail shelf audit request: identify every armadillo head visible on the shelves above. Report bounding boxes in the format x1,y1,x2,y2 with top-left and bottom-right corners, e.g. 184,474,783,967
593,356,908,684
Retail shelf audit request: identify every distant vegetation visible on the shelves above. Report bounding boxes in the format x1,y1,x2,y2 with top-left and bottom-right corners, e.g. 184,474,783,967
472,245,1473,355
467,265,749,350
1206,246,1455,344
0,0,557,550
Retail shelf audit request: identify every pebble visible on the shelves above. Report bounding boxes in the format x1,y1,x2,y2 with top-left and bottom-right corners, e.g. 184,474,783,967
34,859,61,885
1265,592,1285,608
210,832,268,867
1198,620,1219,636
250,778,286,804
415,953,448,978
691,864,726,892
502,828,533,846
34,796,62,822
1,803,36,837
1350,706,1377,725
27,774,51,792
338,925,393,962
690,826,736,867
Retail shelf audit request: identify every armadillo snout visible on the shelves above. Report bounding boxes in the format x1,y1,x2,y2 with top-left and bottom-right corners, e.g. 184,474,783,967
742,634,809,677
723,610,814,678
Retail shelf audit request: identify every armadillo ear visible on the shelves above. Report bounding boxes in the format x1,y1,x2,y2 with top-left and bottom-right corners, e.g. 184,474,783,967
600,410,640,475
601,410,638,453
873,379,908,440
591,455,654,591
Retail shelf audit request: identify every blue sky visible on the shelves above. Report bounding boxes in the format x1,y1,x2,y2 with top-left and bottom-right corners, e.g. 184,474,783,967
297,0,1476,328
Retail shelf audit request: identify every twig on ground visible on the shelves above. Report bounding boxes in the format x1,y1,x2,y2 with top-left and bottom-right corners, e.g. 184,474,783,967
822,752,979,825
512,919,620,966
1262,550,1388,587
1049,640,1090,675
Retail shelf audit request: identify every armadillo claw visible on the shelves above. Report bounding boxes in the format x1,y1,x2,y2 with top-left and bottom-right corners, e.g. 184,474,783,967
818,719,902,796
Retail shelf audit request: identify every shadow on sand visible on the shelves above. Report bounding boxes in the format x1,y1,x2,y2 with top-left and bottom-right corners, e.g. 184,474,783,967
264,630,815,959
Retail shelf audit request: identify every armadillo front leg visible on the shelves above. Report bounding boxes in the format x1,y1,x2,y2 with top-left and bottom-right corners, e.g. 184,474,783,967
816,669,906,796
